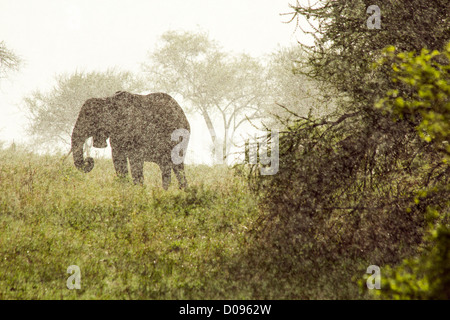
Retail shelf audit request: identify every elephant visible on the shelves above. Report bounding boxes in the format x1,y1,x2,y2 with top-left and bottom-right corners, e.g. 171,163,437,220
71,91,190,189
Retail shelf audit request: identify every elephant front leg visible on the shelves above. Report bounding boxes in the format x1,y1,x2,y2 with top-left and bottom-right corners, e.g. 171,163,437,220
129,155,144,185
173,163,188,189
160,164,172,190
111,146,129,179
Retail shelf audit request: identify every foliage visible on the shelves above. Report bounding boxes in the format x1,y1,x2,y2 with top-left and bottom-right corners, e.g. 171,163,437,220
376,43,450,159
358,43,450,300
24,69,145,147
364,214,450,300
243,0,450,297
0,41,21,79
290,0,450,110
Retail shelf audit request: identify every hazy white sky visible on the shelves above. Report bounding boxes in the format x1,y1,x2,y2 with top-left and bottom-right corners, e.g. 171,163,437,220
0,0,304,162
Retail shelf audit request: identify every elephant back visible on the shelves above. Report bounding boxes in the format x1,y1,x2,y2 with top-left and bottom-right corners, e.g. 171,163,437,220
143,93,190,134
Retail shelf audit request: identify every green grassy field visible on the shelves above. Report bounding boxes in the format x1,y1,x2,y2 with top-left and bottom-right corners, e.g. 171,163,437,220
0,147,372,299
0,146,263,299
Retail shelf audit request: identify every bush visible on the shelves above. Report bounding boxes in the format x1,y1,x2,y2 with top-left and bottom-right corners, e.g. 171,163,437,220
358,43,450,300
366,220,450,300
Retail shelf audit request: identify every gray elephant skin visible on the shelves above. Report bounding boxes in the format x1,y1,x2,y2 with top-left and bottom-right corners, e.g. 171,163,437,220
71,91,190,189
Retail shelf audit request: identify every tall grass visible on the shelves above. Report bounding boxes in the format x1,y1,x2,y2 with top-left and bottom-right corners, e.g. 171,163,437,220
0,147,258,299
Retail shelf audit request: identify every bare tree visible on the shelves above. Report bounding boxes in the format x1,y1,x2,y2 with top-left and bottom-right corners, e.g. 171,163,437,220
0,41,21,79
265,45,338,127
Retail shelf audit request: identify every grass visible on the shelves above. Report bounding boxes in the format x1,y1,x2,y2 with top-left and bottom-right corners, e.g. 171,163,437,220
0,146,374,299
0,147,258,299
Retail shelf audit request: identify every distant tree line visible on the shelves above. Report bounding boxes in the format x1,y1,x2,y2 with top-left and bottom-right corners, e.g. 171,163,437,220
24,31,321,162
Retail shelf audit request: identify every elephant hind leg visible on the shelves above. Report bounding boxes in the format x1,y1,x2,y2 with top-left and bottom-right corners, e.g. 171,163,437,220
160,164,172,190
173,163,187,189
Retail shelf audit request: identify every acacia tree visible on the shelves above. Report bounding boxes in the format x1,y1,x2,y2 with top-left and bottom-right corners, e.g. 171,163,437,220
265,45,339,126
0,41,21,79
142,31,269,162
25,69,144,149
0,41,21,149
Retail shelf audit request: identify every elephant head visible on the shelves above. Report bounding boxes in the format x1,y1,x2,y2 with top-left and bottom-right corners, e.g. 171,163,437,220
71,98,112,173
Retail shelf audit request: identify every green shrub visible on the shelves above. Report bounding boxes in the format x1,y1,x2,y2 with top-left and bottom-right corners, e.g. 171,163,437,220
359,43,450,300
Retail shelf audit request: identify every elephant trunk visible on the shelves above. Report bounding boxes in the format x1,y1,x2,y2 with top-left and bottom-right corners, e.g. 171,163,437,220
71,124,94,173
